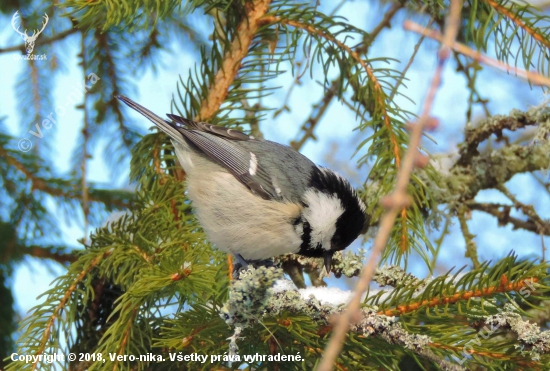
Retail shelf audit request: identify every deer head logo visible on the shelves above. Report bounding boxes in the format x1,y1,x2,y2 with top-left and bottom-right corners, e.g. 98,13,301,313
11,11,49,54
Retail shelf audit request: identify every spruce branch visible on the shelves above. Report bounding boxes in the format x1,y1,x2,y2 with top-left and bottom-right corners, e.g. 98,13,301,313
28,250,111,371
62,0,180,30
291,2,403,152
430,342,538,365
484,0,550,51
482,304,550,360
260,15,402,169
351,310,464,371
378,277,539,316
265,279,465,371
0,145,132,209
93,31,133,149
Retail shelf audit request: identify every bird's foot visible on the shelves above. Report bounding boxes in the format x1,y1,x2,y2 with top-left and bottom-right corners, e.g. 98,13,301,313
231,255,277,279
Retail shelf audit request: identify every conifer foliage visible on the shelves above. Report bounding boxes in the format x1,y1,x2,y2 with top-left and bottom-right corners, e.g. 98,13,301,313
1,0,550,370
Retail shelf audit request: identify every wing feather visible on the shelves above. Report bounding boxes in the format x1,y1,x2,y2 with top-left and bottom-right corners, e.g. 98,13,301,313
117,96,290,201
180,130,276,200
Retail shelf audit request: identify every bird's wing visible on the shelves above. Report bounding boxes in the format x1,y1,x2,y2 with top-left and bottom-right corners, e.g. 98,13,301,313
166,114,314,202
176,128,279,200
167,114,253,141
117,96,281,200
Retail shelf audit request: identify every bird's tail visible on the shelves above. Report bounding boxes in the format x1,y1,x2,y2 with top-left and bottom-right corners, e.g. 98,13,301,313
117,95,182,142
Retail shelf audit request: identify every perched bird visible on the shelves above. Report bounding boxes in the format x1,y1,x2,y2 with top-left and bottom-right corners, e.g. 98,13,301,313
118,96,368,272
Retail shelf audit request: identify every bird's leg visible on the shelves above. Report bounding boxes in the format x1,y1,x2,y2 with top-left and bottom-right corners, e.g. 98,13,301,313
249,258,275,269
230,254,249,279
234,253,249,268
231,255,277,279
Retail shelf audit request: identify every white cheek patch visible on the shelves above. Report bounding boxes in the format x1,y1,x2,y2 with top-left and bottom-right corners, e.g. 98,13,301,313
249,152,258,176
302,190,344,250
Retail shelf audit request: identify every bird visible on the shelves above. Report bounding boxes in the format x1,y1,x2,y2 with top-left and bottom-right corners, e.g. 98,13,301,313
117,95,368,273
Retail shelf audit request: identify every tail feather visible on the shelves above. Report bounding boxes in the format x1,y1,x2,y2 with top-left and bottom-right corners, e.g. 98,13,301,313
117,95,182,142
166,114,201,130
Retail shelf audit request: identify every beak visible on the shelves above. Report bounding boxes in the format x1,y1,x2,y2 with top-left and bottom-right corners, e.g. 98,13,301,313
323,252,333,275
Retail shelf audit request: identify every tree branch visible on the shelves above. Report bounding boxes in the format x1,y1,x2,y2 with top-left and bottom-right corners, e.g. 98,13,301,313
26,246,77,264
0,145,132,209
31,250,111,371
456,110,542,167
484,0,550,51
198,0,273,121
290,80,339,151
404,21,550,87
451,141,550,201
458,208,480,268
290,2,404,152
378,277,538,316
260,15,402,167
468,202,550,235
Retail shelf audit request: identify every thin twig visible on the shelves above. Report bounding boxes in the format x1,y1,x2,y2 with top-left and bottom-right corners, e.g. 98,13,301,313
388,20,432,101
467,202,550,235
430,214,451,271
404,21,550,87
317,1,463,368
291,79,339,151
458,208,481,268
363,2,404,49
453,52,491,120
497,185,550,235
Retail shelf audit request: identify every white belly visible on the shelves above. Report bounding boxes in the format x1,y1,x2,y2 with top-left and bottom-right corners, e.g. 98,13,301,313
175,143,302,260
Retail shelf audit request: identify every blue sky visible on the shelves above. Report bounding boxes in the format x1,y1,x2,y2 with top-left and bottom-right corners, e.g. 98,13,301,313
1,1,549,323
